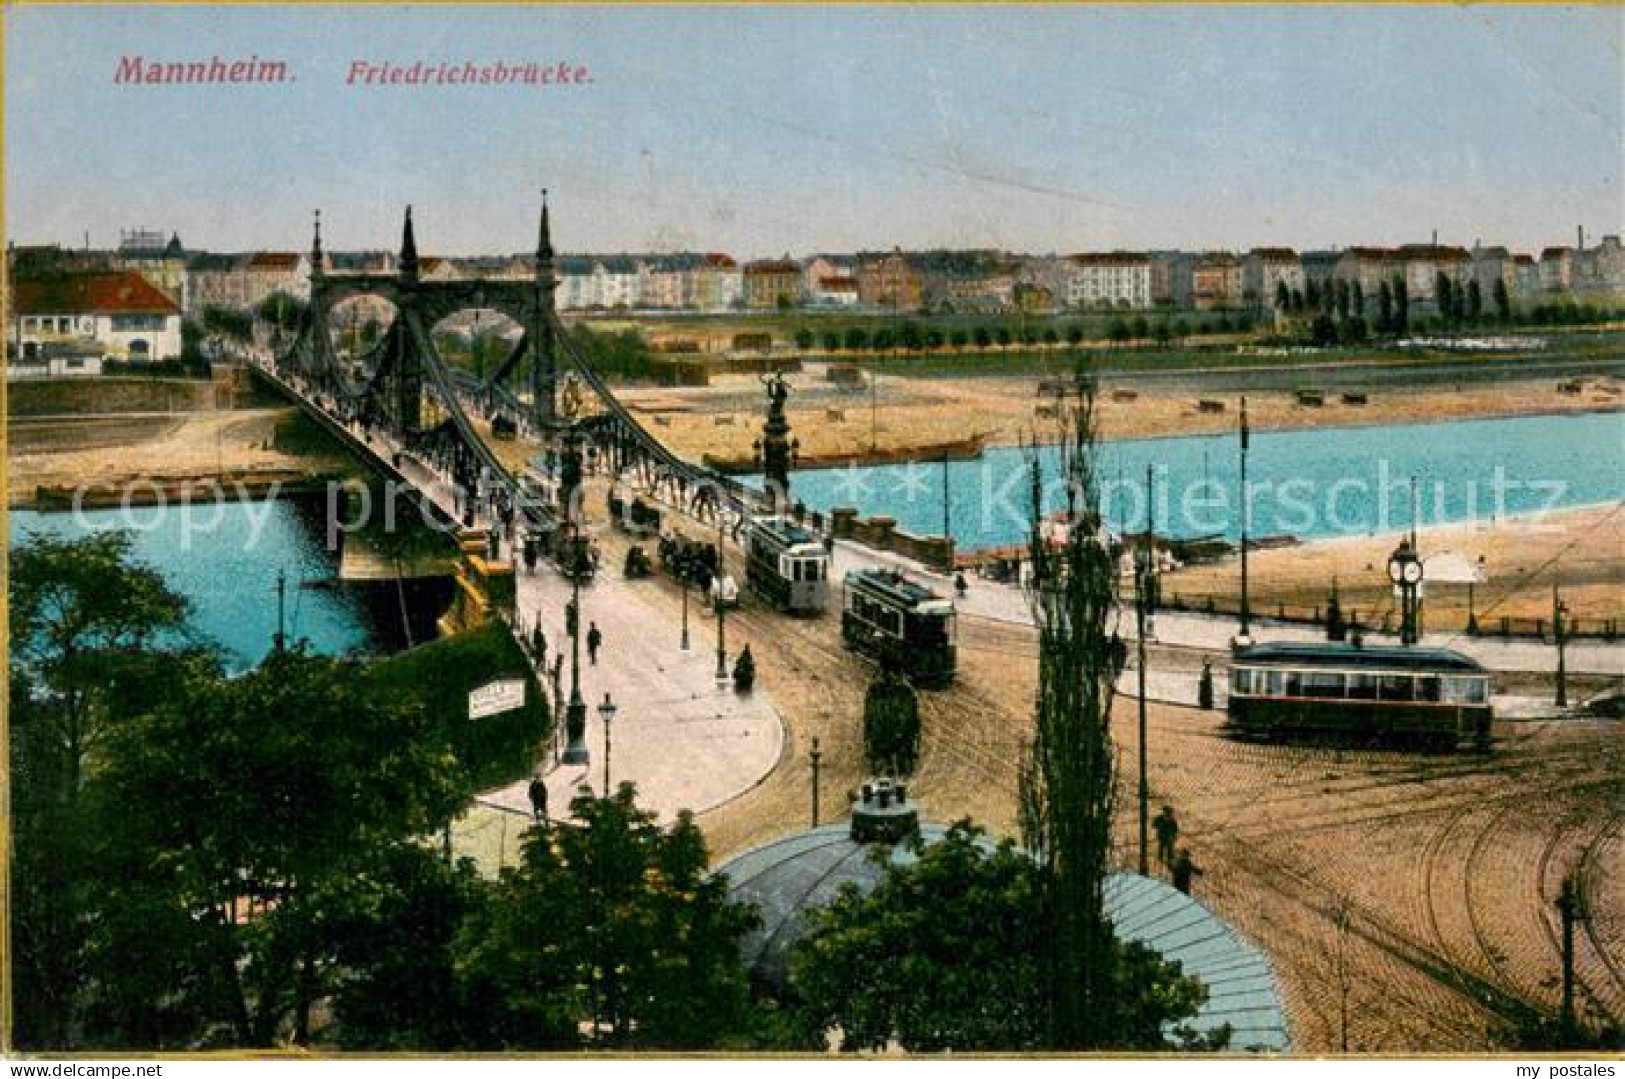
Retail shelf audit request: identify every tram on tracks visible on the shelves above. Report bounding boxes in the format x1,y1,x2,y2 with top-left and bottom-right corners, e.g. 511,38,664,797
744,517,830,614
840,568,957,687
1225,641,1492,750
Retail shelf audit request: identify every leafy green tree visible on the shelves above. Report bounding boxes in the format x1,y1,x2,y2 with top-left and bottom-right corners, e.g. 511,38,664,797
1466,279,1483,323
863,671,921,777
1392,275,1410,334
1376,280,1394,334
949,328,969,348
1273,280,1290,311
844,326,870,351
97,646,469,1046
1435,272,1454,326
256,291,308,332
1064,324,1084,346
1350,280,1365,317
790,824,1223,1052
460,785,760,1049
822,331,841,352
1107,317,1130,343
972,326,992,349
795,328,815,350
9,531,191,796
994,326,1012,347
324,844,490,1050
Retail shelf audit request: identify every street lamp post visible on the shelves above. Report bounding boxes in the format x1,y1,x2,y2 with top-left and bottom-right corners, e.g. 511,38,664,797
1236,396,1252,646
598,692,618,795
1387,538,1423,646
680,574,691,651
810,736,822,828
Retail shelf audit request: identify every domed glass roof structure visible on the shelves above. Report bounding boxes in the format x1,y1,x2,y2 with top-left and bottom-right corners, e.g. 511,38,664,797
715,808,1291,1053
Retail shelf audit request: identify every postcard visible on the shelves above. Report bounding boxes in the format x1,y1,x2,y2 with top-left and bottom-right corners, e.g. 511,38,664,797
5,2,1622,1064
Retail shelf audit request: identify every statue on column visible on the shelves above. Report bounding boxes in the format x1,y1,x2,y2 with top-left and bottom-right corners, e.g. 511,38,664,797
758,371,795,513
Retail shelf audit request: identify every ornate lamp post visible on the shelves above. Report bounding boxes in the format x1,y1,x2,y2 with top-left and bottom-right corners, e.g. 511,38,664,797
561,547,589,765
598,692,618,795
680,569,691,651
1387,538,1423,646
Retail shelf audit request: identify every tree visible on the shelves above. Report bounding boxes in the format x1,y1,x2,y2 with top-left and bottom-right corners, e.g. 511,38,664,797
324,844,490,1050
1334,279,1351,319
1351,280,1365,318
949,328,970,348
1107,317,1130,344
96,646,469,1046
1274,280,1290,311
822,331,841,352
460,785,760,1049
1018,376,1120,1047
1466,279,1483,323
256,291,308,333
972,326,992,349
1065,323,1084,346
1493,277,1512,323
9,530,191,797
1377,280,1394,334
790,824,1224,1052
844,326,870,351
1393,275,1410,334
1435,272,1454,327
1304,278,1321,311
863,670,921,777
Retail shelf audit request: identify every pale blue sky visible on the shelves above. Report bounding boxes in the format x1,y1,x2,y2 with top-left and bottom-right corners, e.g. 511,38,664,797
6,5,1622,258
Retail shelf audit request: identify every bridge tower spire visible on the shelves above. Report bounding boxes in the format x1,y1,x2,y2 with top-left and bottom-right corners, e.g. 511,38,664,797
399,204,420,283
532,189,558,428
310,209,324,278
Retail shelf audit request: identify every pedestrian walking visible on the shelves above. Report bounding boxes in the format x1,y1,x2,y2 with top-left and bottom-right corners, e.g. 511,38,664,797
531,621,547,665
1109,632,1128,678
1153,805,1179,871
527,774,548,822
587,622,603,665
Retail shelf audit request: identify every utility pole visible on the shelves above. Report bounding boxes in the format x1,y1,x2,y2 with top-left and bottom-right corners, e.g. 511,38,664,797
1237,396,1251,644
1554,582,1569,708
715,512,729,682
1136,464,1152,877
1557,873,1586,1037
870,370,879,453
810,736,822,828
561,549,589,764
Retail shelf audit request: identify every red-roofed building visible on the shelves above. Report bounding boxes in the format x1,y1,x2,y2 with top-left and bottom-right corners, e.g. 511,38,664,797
12,271,183,369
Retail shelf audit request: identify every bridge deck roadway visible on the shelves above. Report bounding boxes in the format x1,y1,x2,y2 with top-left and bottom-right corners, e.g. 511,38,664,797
255,361,785,824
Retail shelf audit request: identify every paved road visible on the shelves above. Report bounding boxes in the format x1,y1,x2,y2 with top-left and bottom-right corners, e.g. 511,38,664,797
259,363,786,824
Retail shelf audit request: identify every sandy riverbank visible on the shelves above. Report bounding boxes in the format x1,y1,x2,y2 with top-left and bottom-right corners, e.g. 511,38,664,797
6,408,356,508
614,367,1624,466
1158,502,1624,631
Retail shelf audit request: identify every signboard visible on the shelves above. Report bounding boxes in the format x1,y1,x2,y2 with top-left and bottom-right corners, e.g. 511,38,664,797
468,678,527,721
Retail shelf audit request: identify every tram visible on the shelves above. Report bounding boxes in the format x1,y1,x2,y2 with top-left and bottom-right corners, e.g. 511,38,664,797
1225,642,1492,750
840,568,957,687
744,517,830,614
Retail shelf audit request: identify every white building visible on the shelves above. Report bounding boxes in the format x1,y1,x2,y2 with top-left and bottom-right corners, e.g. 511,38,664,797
1062,252,1152,309
556,256,643,310
13,271,183,366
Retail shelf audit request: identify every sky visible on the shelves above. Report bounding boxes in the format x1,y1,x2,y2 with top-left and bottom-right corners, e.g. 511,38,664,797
6,5,1622,259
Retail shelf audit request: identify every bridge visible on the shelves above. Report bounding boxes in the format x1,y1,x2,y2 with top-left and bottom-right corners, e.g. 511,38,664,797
247,196,795,821
260,196,780,548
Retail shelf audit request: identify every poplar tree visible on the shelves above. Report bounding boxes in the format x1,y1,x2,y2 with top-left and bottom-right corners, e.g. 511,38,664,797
1018,371,1120,1048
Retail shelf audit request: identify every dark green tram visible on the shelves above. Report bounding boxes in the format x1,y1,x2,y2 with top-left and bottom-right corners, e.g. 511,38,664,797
1226,642,1492,750
841,568,957,688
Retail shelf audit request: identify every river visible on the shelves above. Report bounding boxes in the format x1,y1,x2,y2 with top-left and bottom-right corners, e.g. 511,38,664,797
768,410,1625,550
8,495,444,672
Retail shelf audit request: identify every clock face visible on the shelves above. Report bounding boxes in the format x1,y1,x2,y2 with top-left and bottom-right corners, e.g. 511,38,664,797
1403,561,1423,584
